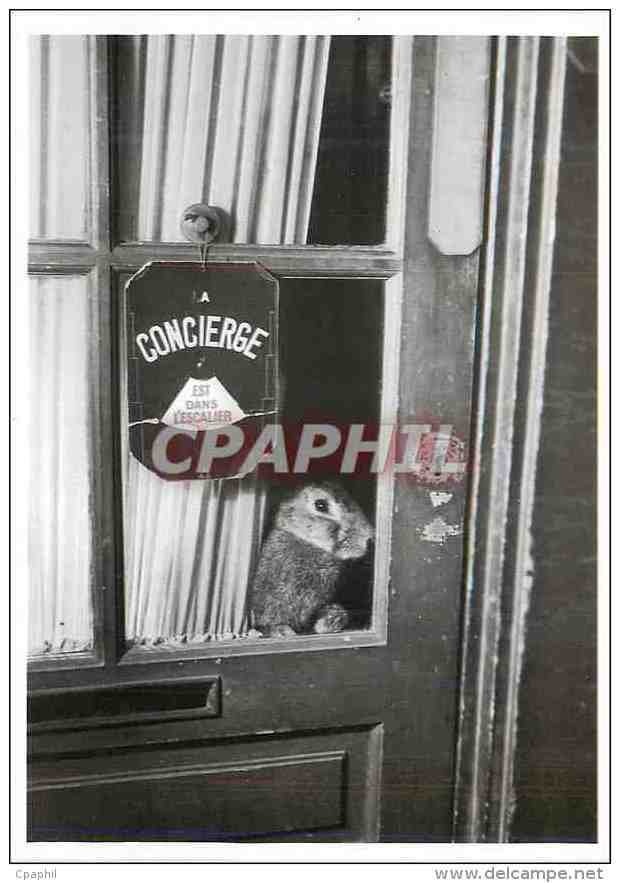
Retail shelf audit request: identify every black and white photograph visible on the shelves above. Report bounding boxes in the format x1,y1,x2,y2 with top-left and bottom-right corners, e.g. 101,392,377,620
9,6,608,868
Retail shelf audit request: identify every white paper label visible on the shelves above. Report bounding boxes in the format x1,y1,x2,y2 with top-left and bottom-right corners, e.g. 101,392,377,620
161,376,247,431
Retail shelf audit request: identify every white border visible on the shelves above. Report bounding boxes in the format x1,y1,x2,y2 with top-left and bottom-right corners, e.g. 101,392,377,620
8,4,612,872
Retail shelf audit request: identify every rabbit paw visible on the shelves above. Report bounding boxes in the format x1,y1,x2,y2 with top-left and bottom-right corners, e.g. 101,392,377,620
265,624,297,638
313,604,348,634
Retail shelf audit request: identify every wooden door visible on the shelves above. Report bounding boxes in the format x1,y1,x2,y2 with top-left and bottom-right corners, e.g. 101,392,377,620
27,35,488,842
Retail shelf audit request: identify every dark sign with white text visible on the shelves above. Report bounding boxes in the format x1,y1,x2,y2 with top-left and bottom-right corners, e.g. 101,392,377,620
125,261,279,480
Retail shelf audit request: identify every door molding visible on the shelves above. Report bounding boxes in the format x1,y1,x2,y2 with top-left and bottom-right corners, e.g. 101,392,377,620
453,36,568,842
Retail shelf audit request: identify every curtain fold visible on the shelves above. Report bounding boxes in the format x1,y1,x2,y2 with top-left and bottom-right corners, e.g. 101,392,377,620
28,277,94,655
124,35,331,646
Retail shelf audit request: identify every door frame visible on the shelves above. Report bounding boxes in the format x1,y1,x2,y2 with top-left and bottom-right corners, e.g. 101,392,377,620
453,36,569,843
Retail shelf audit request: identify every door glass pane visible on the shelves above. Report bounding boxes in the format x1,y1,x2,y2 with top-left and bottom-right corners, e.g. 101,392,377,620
28,275,94,657
122,278,383,648
272,279,383,632
112,35,391,245
308,36,392,244
29,36,92,241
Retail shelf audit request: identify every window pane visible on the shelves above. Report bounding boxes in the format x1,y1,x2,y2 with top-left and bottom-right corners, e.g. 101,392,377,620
121,278,382,648
119,267,266,648
273,279,383,631
112,35,391,245
29,36,92,241
308,36,392,244
28,276,94,656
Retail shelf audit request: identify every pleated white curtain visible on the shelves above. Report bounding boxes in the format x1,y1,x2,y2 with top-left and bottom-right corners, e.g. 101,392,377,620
125,466,266,644
28,277,94,655
28,35,95,656
29,36,92,240
124,35,331,646
134,34,331,243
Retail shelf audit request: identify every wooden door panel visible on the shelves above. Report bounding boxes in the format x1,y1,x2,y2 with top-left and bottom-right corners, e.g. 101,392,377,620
29,727,383,842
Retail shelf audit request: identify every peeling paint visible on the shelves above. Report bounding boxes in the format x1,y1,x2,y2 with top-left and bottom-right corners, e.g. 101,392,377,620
421,516,463,544
430,491,453,508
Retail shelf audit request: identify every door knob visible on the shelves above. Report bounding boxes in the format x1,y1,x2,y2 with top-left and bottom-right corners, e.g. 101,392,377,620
180,204,222,245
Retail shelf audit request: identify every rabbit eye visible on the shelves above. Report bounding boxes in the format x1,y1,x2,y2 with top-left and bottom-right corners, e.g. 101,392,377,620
314,498,330,514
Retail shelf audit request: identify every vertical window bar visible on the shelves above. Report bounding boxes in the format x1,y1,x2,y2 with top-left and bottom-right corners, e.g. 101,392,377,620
90,36,119,666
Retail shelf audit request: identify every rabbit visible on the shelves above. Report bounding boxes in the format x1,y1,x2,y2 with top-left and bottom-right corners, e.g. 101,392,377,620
250,481,374,637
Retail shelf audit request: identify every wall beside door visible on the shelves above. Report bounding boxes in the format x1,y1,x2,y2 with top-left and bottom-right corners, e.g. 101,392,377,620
510,37,597,844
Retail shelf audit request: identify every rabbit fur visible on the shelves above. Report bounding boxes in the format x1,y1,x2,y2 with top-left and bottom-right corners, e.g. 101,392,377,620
251,482,374,637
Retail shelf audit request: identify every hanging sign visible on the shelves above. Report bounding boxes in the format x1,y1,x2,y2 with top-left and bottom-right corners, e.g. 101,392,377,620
125,261,279,480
